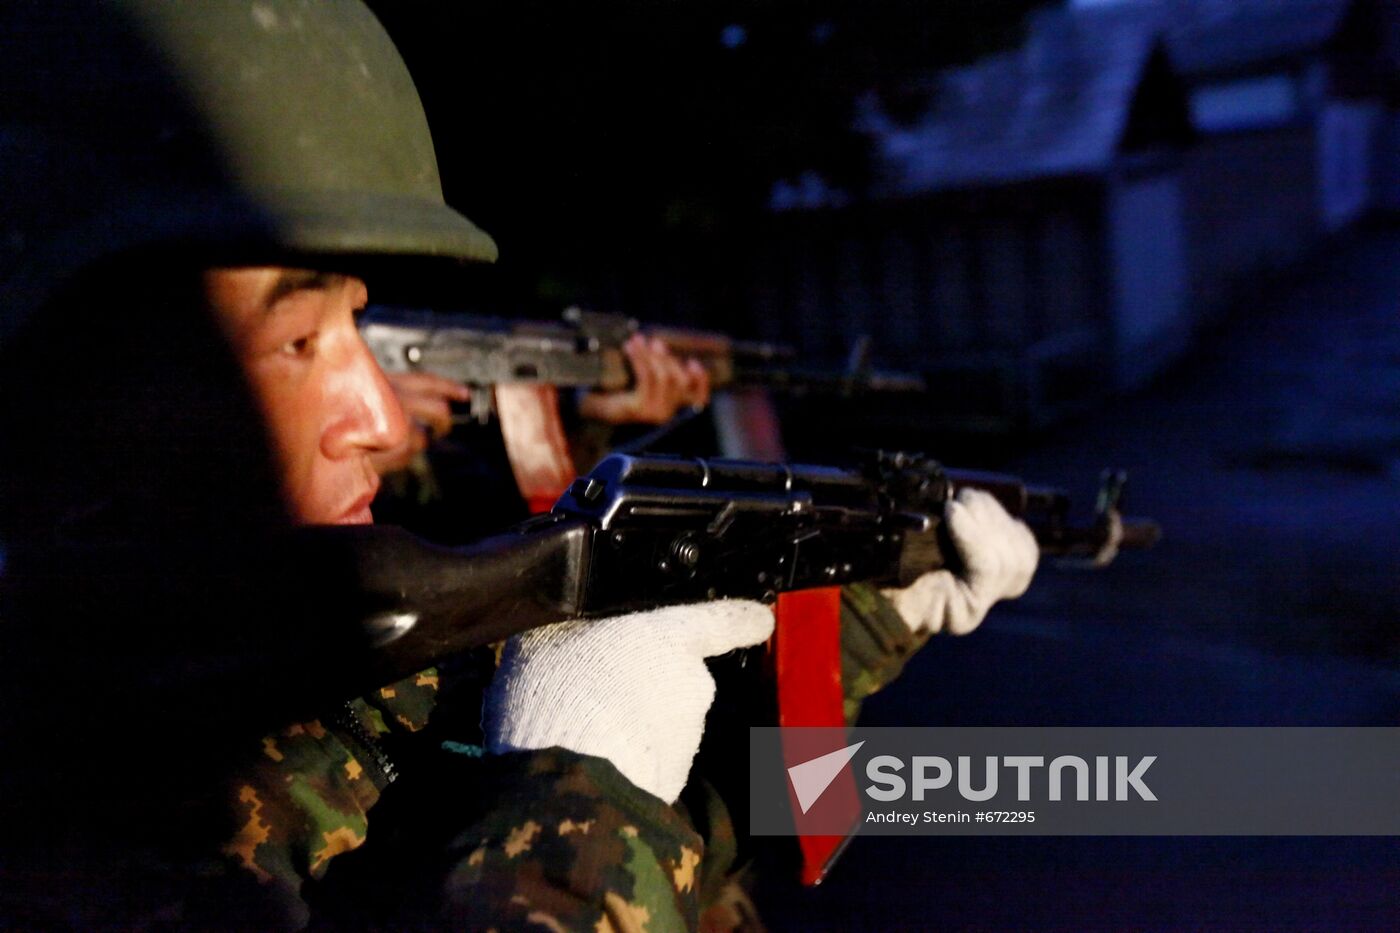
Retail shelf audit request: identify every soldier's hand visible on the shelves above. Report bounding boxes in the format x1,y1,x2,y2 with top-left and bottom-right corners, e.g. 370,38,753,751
881,488,1038,635
370,371,471,475
484,600,773,804
576,334,710,426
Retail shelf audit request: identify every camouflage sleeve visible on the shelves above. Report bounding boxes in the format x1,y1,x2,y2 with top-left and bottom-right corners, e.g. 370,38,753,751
677,778,767,933
206,670,441,930
840,583,931,725
438,748,705,931
306,745,708,931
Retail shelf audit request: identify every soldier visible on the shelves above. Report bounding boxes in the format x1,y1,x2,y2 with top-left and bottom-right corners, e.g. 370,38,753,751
0,2,1036,929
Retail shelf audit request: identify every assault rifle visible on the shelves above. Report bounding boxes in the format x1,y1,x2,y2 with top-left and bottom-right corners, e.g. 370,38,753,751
315,450,1158,685
360,305,926,422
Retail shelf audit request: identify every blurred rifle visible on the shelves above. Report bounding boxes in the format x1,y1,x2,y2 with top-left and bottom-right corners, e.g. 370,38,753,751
362,304,928,510
361,305,925,423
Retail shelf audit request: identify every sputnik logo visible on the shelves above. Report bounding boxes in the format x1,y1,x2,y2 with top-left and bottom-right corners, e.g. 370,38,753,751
786,741,865,814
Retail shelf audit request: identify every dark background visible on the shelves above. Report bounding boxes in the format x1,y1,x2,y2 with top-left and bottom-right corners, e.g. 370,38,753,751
368,0,1040,316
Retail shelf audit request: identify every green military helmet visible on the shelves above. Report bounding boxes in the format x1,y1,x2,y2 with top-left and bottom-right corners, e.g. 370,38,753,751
0,0,496,337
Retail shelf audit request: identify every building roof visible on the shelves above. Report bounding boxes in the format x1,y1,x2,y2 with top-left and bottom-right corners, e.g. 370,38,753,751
869,0,1363,195
1167,0,1352,77
873,7,1183,193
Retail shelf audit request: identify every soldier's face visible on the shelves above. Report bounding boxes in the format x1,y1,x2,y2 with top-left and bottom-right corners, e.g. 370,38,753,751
204,267,407,525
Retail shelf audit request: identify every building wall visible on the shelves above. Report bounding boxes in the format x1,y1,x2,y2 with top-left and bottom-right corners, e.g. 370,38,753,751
1318,99,1382,229
1190,73,1302,133
1180,125,1319,318
1372,110,1400,213
587,173,1196,432
1107,170,1190,388
741,182,1116,429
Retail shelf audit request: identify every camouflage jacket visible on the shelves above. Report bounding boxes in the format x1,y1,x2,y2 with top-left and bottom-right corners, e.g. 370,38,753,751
839,583,933,725
203,583,923,930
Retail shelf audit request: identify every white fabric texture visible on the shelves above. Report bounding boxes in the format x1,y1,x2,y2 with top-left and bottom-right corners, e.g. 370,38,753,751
484,599,774,804
881,487,1039,636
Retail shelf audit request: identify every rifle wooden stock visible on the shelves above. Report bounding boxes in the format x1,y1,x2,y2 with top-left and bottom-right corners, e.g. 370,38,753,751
302,521,593,687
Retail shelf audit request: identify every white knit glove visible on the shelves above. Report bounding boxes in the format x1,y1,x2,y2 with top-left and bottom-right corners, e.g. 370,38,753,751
484,600,774,804
881,488,1039,636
